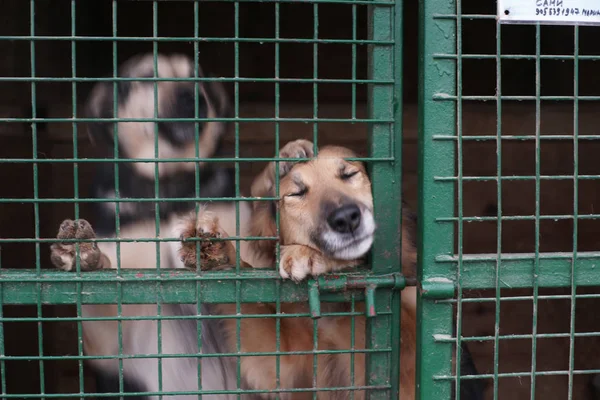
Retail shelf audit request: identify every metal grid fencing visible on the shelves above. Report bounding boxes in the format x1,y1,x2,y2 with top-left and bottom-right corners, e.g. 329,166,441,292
0,0,405,398
419,0,600,399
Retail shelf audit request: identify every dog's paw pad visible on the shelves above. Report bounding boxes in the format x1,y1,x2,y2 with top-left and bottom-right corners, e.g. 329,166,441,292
179,211,232,271
75,219,96,240
50,219,102,271
56,219,77,240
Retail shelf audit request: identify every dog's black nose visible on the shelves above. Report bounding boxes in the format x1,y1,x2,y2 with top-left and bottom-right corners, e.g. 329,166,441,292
327,204,362,234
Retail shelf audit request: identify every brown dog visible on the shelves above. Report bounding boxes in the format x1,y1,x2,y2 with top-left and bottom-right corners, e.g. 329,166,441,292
177,139,418,400
50,138,482,399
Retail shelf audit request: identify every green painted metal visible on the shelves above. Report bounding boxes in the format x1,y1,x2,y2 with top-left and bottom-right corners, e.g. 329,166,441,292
438,253,600,289
0,269,404,305
366,0,402,397
418,0,591,398
420,279,455,300
0,0,406,398
417,0,456,399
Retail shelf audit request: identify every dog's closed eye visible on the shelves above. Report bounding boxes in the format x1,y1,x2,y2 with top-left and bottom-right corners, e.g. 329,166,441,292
286,187,308,197
340,170,359,181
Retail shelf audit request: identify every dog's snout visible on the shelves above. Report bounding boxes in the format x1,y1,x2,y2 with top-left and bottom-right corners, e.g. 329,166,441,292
327,204,361,234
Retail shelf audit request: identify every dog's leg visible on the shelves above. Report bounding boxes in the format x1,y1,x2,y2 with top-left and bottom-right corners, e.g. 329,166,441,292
49,220,156,398
50,219,111,271
178,212,322,400
248,139,316,261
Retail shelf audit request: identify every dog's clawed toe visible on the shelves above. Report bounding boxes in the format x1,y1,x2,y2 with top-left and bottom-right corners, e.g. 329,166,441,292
56,219,77,240
75,219,97,240
50,219,107,271
277,139,314,178
178,211,237,271
279,245,329,282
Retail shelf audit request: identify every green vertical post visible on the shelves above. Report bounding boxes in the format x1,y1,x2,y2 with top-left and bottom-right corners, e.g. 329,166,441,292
567,24,580,400
192,2,205,397
417,0,457,399
366,0,401,398
29,0,47,395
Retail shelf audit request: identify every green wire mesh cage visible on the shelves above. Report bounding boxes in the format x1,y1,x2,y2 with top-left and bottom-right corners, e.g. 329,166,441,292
0,0,406,398
4,0,599,399
419,0,600,399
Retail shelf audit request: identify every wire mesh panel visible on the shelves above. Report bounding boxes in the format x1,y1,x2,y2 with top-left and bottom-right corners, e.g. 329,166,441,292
419,0,600,399
0,0,405,398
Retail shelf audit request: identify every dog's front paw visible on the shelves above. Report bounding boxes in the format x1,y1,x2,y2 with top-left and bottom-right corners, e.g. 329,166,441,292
50,219,107,271
279,245,330,282
276,139,314,178
178,211,237,271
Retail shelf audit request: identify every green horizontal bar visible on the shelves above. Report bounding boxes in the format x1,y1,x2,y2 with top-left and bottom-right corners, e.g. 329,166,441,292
434,175,600,182
433,53,600,60
0,269,401,305
0,236,276,244
436,214,600,223
432,94,600,101
436,252,600,289
434,135,600,141
0,77,392,84
0,310,374,323
0,117,393,123
435,369,600,381
432,13,497,19
0,347,390,361
149,0,393,3
0,385,390,399
0,36,393,45
441,293,600,303
0,156,394,164
435,331,600,343
420,278,455,299
0,197,280,204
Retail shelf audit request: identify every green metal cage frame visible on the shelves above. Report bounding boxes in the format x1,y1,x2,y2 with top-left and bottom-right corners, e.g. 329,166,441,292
0,0,407,398
417,0,597,399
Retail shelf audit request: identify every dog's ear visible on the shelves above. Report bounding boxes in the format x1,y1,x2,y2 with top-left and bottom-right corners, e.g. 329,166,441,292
248,201,278,260
246,156,282,261
358,160,369,179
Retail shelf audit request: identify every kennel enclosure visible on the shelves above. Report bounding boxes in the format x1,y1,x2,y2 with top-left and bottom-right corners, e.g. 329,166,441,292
0,0,599,399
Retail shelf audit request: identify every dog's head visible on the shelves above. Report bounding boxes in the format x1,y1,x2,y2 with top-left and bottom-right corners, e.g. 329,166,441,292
250,142,417,275
278,146,375,261
85,53,231,179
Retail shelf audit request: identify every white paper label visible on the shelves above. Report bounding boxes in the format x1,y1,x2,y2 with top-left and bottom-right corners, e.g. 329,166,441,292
498,0,600,25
